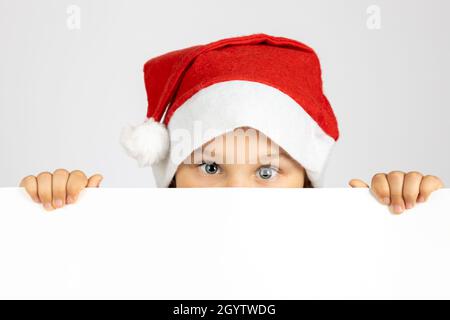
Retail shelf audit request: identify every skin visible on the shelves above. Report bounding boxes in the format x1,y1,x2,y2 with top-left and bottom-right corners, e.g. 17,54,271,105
20,169,103,211
19,127,445,214
174,127,307,188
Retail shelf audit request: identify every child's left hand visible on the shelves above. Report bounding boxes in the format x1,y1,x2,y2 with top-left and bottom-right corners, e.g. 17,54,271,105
348,171,445,214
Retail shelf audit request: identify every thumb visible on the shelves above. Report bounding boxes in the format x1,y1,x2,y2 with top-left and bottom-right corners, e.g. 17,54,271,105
87,174,103,188
348,179,369,188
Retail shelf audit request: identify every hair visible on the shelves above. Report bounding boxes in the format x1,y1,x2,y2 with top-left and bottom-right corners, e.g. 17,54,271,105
168,173,313,188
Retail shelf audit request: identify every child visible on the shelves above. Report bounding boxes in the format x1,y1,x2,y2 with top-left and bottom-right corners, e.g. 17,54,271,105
19,34,444,214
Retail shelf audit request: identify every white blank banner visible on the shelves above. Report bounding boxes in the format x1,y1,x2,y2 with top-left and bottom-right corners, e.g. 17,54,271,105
0,187,449,299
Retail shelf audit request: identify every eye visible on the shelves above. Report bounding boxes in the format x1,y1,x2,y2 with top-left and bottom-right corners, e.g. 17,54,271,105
199,161,221,175
257,166,278,180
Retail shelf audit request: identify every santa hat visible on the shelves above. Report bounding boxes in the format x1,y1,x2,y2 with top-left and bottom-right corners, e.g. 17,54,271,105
120,33,340,187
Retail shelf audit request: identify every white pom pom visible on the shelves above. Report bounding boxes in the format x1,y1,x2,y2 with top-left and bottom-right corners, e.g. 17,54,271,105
120,117,169,167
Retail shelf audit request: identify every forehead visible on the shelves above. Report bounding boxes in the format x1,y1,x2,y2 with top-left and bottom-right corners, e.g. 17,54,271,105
182,126,299,166
201,126,282,152
196,127,294,166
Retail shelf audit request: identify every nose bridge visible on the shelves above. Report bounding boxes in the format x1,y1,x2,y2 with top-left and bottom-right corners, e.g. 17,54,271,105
225,171,253,188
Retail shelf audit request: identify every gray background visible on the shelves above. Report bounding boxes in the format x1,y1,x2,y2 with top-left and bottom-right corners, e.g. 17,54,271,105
1,0,449,187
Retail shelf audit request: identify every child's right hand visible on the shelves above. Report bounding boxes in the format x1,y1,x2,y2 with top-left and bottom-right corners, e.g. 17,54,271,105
19,169,103,211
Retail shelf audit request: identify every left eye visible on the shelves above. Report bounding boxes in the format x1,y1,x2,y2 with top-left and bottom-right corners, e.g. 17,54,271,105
257,167,278,180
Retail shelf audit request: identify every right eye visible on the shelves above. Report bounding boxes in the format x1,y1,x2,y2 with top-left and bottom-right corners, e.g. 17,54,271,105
198,161,221,175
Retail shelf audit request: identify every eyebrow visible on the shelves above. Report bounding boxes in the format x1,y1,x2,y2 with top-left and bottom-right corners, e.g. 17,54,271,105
200,150,289,163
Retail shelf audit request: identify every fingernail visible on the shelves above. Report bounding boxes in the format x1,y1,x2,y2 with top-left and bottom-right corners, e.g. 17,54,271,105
394,204,403,213
405,202,413,209
54,199,63,208
383,197,390,205
418,196,425,203
44,203,53,210
66,196,74,204
33,197,41,203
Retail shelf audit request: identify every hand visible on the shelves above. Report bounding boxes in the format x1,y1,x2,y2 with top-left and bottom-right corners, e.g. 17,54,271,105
348,171,445,214
19,169,103,211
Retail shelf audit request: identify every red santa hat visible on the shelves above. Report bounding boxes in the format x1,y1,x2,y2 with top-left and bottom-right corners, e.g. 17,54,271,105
120,33,340,187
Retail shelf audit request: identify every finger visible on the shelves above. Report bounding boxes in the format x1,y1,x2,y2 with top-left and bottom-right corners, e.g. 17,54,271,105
36,171,54,211
387,171,406,214
87,174,103,188
370,173,391,205
66,170,88,204
418,175,444,203
348,179,369,188
52,168,69,208
19,175,40,203
402,171,423,209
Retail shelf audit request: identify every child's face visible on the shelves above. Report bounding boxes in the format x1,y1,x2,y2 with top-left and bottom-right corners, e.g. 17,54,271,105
174,127,307,187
